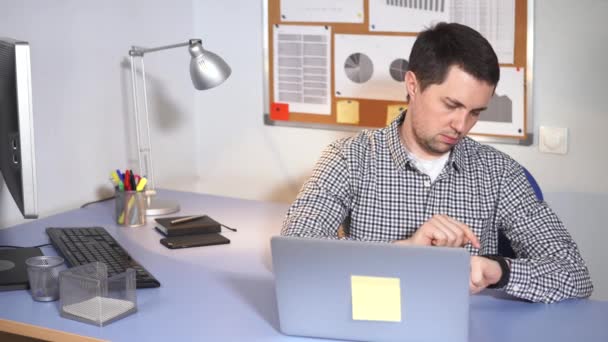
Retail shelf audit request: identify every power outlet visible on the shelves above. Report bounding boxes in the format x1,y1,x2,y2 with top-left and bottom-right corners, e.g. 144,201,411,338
539,126,568,155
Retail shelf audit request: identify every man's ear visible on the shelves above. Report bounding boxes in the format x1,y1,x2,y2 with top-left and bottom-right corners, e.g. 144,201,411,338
405,70,418,101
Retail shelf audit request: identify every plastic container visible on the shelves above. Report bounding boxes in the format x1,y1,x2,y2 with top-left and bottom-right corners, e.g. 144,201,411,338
59,262,137,326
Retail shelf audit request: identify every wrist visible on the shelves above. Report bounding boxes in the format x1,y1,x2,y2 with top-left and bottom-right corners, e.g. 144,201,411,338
392,238,412,245
481,255,510,289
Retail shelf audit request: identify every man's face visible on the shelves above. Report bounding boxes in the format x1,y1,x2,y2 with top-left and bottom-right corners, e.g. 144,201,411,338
403,66,495,158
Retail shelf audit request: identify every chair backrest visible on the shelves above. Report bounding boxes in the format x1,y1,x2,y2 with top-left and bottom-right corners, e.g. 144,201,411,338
523,167,544,201
498,167,543,257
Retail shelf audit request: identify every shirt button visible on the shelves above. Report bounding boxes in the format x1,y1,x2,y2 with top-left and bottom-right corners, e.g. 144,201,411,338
513,285,520,292
423,180,431,187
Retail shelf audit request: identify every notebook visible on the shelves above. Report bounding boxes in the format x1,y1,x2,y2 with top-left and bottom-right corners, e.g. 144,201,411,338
154,215,221,237
270,236,470,342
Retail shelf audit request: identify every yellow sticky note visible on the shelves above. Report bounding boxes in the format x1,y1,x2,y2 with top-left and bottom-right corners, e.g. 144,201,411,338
386,104,408,125
337,100,360,124
351,275,402,322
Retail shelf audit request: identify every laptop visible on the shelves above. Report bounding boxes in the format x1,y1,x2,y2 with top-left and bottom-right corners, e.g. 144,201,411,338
271,236,470,342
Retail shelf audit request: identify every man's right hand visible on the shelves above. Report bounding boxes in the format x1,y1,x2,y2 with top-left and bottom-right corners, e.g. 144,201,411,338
393,214,480,248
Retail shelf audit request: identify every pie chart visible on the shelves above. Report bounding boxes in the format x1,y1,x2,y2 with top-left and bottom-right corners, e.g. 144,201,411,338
344,53,374,83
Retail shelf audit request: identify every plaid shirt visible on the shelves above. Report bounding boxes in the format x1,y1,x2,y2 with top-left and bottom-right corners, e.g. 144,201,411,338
282,113,593,303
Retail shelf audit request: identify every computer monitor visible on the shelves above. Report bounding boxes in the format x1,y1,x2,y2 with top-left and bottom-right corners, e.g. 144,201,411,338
0,37,38,219
0,37,41,291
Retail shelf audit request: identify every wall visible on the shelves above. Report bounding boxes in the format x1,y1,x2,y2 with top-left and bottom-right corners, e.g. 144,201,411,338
190,0,608,203
0,0,200,227
498,0,608,194
188,0,352,202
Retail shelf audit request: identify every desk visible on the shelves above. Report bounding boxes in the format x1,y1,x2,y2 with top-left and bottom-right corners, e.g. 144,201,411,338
1,190,607,341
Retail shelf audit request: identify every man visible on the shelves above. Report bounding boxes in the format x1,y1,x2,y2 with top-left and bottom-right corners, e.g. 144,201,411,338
281,23,593,303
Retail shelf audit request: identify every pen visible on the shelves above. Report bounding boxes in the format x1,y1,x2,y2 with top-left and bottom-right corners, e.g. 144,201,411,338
110,171,120,186
171,215,204,225
129,171,136,192
118,194,136,225
124,170,131,191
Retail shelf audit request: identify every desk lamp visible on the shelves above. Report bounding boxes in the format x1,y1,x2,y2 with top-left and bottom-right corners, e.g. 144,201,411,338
128,39,231,215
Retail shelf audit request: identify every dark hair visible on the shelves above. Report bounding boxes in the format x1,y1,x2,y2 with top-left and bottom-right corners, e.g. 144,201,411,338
408,22,499,92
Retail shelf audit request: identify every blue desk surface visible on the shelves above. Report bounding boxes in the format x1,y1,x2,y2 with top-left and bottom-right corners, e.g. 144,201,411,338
1,190,607,342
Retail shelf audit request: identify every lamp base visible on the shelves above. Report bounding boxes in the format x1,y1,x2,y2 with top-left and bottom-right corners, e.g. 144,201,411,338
145,195,180,216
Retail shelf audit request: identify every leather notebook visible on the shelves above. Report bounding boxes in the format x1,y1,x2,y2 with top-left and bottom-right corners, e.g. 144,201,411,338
154,215,221,237
160,233,230,249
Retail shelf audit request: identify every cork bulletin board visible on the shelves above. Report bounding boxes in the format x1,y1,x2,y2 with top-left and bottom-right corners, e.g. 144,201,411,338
263,0,534,141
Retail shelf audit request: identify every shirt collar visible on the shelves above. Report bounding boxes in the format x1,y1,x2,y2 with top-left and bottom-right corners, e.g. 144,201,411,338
387,111,413,172
387,111,467,173
449,139,467,172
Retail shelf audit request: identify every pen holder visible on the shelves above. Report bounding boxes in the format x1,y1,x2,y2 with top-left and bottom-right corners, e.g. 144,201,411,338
59,262,137,327
115,190,146,227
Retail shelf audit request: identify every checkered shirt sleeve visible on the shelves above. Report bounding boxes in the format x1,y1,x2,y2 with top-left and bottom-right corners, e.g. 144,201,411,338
281,138,359,240
495,163,593,303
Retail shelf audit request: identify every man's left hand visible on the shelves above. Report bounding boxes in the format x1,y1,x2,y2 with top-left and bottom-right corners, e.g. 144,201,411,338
470,256,503,294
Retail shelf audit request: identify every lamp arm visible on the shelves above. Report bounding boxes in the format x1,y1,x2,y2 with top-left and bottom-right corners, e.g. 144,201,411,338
128,38,203,194
129,39,202,57
125,37,222,216
129,54,157,193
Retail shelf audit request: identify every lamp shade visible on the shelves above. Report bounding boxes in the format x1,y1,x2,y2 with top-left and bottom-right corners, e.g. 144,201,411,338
188,40,231,90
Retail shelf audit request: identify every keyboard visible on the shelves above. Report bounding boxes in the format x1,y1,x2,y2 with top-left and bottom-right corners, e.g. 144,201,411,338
46,227,160,288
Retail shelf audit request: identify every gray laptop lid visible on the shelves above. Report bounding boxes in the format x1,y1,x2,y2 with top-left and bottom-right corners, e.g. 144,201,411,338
271,236,470,342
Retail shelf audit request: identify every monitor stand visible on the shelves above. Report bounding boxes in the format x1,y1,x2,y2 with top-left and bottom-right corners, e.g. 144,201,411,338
0,247,42,291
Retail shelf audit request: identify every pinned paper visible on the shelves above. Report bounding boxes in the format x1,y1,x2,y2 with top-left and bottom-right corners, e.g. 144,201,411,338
281,0,364,23
336,100,359,124
351,275,401,322
386,104,408,125
270,102,289,121
274,25,331,115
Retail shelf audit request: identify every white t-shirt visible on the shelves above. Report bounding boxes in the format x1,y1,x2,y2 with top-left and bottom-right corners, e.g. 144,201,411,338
406,150,450,183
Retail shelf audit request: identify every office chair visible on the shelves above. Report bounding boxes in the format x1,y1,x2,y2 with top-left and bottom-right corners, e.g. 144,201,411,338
522,167,544,201
497,167,544,258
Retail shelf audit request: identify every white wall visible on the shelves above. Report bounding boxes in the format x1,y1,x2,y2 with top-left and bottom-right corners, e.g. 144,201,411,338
0,0,200,227
546,192,608,302
187,0,352,202
0,0,606,298
497,0,608,194
0,0,136,227
188,0,608,203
